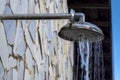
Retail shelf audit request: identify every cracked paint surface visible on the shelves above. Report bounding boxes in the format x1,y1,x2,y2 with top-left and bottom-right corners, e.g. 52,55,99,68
0,0,74,80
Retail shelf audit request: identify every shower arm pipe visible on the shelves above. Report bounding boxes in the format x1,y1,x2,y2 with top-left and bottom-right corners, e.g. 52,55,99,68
0,13,85,21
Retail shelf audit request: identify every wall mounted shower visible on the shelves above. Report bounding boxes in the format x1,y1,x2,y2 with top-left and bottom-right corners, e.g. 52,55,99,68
0,10,104,42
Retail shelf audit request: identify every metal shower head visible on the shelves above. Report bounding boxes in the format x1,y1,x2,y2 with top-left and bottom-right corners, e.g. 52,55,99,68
58,21,104,42
58,9,104,42
0,9,104,42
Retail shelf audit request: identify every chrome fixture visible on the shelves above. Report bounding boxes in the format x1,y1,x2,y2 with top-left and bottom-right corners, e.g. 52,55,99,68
0,9,104,42
58,21,104,42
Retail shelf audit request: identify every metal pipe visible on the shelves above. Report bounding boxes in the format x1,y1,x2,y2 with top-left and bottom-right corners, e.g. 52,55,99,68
78,13,85,22
0,13,84,20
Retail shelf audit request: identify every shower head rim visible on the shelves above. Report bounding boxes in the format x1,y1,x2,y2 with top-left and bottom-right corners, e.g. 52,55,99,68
58,21,104,42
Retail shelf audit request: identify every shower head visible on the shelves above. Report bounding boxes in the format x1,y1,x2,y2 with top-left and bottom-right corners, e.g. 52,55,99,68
58,9,104,42
58,21,104,42
0,9,104,42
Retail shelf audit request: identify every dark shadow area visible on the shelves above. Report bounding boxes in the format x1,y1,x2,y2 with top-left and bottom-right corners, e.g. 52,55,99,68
68,0,112,80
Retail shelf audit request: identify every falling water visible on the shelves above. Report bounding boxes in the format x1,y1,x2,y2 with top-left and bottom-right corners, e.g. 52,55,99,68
78,39,91,80
93,41,105,80
76,39,105,80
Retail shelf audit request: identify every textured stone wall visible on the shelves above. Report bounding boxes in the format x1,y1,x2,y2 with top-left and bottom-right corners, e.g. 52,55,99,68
0,0,74,80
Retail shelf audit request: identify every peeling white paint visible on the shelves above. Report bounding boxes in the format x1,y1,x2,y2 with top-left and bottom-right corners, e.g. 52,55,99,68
13,69,18,80
21,0,28,14
24,69,31,80
0,60,4,80
10,0,21,14
3,5,16,45
24,25,36,57
18,60,24,80
28,20,38,43
7,57,17,70
3,19,16,45
35,3,40,13
0,22,9,69
7,69,13,80
49,0,55,13
8,45,12,55
0,0,6,14
38,64,45,80
0,0,74,80
47,20,53,42
13,21,26,57
28,0,35,13
25,48,34,72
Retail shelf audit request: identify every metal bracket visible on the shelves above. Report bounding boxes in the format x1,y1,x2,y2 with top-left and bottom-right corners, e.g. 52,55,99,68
70,9,75,23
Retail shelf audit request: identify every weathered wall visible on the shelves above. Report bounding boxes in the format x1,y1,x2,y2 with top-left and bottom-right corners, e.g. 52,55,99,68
0,0,74,80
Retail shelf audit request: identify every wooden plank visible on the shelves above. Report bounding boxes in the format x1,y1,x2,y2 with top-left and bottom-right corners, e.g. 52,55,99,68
91,21,111,27
69,3,110,9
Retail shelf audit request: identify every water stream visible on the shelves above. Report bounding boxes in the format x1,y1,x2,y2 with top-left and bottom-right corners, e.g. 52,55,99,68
75,40,105,80
93,41,105,80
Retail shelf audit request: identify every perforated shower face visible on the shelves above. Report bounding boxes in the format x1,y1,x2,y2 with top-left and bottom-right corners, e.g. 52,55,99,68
58,21,104,42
